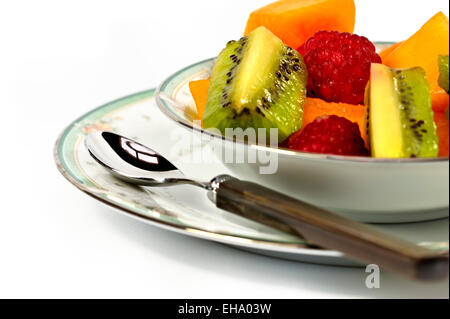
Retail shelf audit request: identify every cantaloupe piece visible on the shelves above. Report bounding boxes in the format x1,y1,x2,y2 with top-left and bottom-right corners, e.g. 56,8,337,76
189,79,210,120
382,12,449,112
432,91,450,112
434,111,449,157
379,41,404,62
302,98,368,147
244,0,355,50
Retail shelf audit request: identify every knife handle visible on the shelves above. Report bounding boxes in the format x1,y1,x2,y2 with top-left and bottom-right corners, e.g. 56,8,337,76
211,175,449,281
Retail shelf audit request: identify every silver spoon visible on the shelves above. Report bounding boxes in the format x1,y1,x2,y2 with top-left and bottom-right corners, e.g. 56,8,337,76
85,131,449,281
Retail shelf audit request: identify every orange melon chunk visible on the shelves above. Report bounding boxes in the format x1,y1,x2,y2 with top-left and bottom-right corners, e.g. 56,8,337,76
379,41,404,62
434,111,449,157
244,0,355,50
302,98,368,147
432,91,450,113
189,79,210,121
382,12,449,112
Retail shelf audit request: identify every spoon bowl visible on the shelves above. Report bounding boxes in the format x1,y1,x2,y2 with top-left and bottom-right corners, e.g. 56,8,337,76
85,131,208,188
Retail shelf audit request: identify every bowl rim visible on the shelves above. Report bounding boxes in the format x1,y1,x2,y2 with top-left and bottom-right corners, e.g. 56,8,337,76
155,45,449,165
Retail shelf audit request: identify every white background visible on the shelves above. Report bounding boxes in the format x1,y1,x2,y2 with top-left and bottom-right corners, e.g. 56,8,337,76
0,0,449,299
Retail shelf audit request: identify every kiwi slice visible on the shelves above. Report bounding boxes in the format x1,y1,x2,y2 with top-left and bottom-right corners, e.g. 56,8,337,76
367,64,438,158
438,55,449,94
438,55,449,120
202,26,307,143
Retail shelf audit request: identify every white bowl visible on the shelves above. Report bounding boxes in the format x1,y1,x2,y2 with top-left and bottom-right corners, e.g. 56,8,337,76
155,44,449,223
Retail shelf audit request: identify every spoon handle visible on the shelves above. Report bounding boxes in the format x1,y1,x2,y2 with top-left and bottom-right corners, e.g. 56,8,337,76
213,176,449,281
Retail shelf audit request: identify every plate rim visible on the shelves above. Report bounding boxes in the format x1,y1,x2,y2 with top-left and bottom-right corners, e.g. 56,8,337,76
53,88,348,262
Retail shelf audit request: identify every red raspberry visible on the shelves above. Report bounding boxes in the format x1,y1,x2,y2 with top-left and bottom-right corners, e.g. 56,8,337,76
288,115,368,156
299,31,381,105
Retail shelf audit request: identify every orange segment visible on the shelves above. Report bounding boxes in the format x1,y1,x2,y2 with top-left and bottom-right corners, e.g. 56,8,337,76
382,12,449,112
189,79,210,120
303,98,368,147
434,111,449,157
244,0,355,50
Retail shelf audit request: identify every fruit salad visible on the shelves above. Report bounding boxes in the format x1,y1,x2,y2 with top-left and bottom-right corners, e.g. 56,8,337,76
189,0,449,158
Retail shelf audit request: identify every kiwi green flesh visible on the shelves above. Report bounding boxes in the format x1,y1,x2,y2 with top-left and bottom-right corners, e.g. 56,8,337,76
369,65,438,158
438,55,449,94
202,27,307,143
